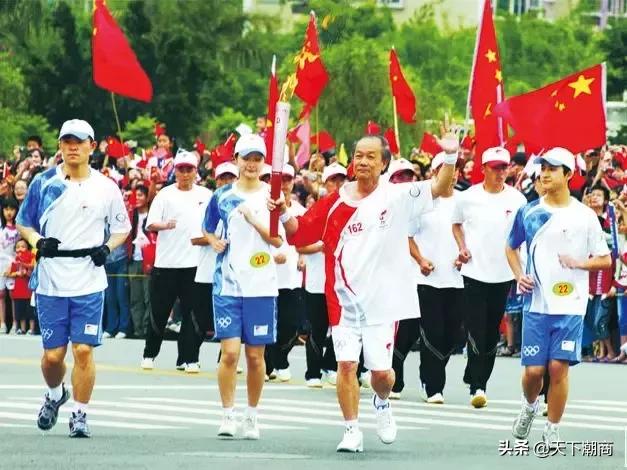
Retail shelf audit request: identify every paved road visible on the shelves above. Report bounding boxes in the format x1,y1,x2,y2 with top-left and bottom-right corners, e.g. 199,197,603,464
0,335,625,470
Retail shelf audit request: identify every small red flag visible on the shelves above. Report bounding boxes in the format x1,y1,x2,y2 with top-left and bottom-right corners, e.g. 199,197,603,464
461,134,475,151
366,121,381,135
265,56,280,167
384,128,399,155
194,138,206,156
294,13,329,107
211,133,237,169
419,132,442,156
310,131,335,153
106,136,129,158
154,123,166,137
389,49,416,124
92,0,152,102
468,0,506,182
494,64,606,155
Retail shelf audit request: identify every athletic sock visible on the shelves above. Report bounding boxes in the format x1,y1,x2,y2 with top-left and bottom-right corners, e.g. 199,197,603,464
48,384,63,402
374,394,390,409
223,407,235,417
345,419,359,430
73,401,88,415
245,406,257,419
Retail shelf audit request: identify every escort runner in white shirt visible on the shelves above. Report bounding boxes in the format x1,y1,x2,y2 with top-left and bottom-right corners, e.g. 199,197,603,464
452,146,527,409
271,133,459,454
17,119,131,438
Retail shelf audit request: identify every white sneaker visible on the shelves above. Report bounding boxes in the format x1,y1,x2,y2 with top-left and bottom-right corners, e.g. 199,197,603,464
426,393,444,404
389,391,401,400
323,370,337,386
140,358,154,370
236,365,243,374
0,324,7,334
620,343,627,355
306,378,323,388
470,389,487,408
102,332,112,339
185,362,200,374
276,368,291,382
542,422,561,448
512,396,538,440
418,383,428,402
373,396,397,444
176,363,186,371
360,371,371,389
114,332,126,339
242,415,260,440
336,427,363,453
218,414,238,439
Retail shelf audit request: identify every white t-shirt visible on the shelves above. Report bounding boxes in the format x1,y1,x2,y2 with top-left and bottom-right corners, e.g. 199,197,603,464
411,193,463,289
508,197,610,316
131,211,148,261
203,182,283,297
191,200,220,284
451,184,526,283
304,245,325,294
276,201,306,290
147,184,211,269
288,180,434,327
0,225,19,271
23,167,131,297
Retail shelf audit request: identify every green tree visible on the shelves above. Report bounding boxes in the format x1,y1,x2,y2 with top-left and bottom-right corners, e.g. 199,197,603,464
599,18,626,100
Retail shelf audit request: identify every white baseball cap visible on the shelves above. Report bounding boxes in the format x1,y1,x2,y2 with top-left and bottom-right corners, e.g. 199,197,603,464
215,161,239,178
322,162,347,183
387,158,415,177
58,119,95,141
282,163,295,178
235,134,266,158
173,150,198,168
481,147,510,168
534,147,575,171
260,163,272,178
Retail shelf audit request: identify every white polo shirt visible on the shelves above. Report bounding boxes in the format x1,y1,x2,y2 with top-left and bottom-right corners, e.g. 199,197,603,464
276,201,306,290
147,183,211,269
451,184,526,283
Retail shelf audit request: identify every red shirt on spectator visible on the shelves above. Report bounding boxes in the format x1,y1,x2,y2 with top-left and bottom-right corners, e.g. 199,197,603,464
9,250,34,300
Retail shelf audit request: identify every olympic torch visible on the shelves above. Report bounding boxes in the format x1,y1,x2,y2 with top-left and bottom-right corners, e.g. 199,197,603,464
269,101,291,237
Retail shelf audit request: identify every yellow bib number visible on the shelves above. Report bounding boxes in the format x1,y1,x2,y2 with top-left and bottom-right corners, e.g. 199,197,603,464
552,282,574,297
250,252,271,268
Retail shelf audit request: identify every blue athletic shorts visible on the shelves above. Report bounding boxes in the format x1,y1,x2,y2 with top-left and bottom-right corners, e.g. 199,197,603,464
36,292,105,350
521,311,583,366
212,295,277,345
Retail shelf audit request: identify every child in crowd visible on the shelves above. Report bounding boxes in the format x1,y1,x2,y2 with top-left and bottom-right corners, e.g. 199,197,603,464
5,238,35,334
0,198,20,334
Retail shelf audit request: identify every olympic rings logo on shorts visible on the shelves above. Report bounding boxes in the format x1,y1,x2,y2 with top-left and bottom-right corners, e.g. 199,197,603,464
522,345,540,357
41,328,54,341
216,317,232,329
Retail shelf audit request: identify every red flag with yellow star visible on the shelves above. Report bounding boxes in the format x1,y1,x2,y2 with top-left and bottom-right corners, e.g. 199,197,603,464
389,49,416,124
468,0,505,182
494,64,606,155
294,13,329,108
92,0,152,102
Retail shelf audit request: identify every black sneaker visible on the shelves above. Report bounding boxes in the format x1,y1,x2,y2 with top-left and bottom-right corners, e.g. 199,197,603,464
68,411,91,438
37,384,70,431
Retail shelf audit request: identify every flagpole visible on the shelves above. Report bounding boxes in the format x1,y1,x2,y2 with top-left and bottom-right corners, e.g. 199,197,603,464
315,105,320,156
110,92,123,139
465,0,485,141
392,96,400,158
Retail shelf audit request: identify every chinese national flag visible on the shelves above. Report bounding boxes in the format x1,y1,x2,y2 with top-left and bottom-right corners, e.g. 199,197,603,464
469,0,506,182
211,133,237,169
92,0,153,102
389,49,416,124
384,128,400,155
310,131,336,153
294,13,329,108
106,136,129,158
494,64,606,155
265,56,280,167
366,120,381,135
419,132,442,156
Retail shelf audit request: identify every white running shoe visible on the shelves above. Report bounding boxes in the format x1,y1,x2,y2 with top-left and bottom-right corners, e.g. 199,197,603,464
102,332,112,339
114,332,127,339
418,383,428,402
620,343,627,355
426,393,444,404
236,365,244,374
389,391,401,400
218,414,238,439
140,358,154,370
542,422,561,449
306,378,323,388
242,415,260,440
336,427,363,453
175,363,186,371
360,371,371,389
373,395,397,444
323,370,337,386
185,362,200,374
276,368,291,382
470,389,487,408
0,324,7,334
512,396,537,440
